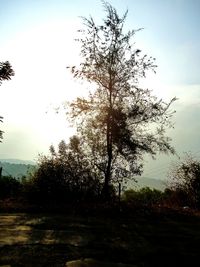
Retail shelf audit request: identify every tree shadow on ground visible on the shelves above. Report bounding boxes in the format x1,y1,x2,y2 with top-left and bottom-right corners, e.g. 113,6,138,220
0,212,200,266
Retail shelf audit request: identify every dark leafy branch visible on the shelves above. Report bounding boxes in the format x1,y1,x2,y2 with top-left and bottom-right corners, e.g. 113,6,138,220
0,61,15,142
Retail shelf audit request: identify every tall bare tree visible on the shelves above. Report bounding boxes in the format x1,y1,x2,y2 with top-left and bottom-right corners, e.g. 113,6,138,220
67,2,176,199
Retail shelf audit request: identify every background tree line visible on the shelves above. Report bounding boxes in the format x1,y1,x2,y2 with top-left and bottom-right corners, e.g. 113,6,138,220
1,140,200,212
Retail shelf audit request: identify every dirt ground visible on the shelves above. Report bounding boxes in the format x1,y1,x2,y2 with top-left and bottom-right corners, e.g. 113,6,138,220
0,212,200,266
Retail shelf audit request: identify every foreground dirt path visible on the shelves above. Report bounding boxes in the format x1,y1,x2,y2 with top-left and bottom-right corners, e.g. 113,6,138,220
1,212,200,267
0,213,101,266
0,213,137,266
0,214,90,247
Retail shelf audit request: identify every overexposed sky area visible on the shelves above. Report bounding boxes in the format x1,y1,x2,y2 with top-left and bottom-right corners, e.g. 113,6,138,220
0,0,200,180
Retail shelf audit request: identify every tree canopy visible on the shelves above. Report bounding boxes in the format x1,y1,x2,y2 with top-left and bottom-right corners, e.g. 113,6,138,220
67,1,176,199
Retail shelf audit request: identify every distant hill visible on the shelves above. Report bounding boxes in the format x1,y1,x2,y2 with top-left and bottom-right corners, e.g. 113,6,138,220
128,177,167,191
0,160,36,178
0,158,35,165
0,159,167,191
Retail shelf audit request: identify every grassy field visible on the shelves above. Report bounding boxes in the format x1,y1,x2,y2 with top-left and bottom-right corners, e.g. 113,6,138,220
0,210,200,266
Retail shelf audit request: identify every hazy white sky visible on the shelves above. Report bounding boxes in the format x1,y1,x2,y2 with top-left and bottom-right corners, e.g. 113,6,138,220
0,0,200,179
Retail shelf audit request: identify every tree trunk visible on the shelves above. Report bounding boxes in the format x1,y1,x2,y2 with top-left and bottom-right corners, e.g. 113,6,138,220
103,148,112,200
103,66,114,201
103,103,113,201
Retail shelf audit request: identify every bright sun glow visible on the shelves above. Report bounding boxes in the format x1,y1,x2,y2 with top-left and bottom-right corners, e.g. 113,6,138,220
0,18,89,159
0,14,198,162
0,17,177,160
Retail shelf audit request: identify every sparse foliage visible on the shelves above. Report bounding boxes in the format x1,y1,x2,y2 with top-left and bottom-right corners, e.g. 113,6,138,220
168,154,200,208
67,2,176,199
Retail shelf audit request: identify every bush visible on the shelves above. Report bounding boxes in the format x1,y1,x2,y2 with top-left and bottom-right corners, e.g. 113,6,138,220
123,187,163,207
168,154,200,208
0,175,22,199
24,138,103,205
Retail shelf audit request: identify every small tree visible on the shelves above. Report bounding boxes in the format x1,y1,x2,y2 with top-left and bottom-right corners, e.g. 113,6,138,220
27,136,102,204
168,154,200,208
67,2,176,199
0,61,14,141
0,175,21,199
